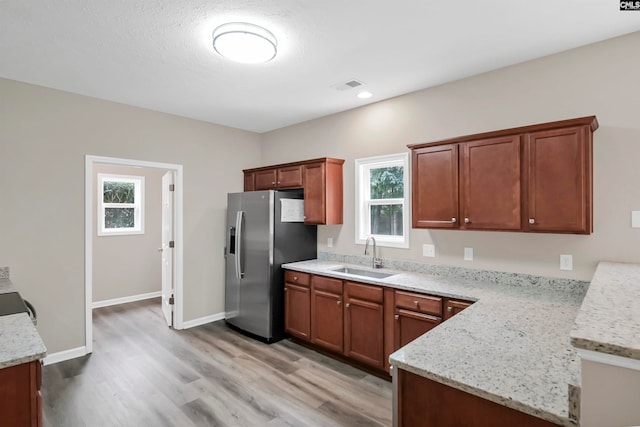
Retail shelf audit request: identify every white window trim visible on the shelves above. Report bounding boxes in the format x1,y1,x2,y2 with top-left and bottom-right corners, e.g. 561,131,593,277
97,173,145,236
355,152,410,249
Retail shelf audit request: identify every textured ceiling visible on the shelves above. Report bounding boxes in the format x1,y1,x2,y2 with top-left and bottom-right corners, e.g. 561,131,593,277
1,1,639,133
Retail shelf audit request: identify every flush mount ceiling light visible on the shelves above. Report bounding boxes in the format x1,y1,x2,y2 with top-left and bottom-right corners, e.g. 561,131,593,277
212,22,277,64
357,90,373,99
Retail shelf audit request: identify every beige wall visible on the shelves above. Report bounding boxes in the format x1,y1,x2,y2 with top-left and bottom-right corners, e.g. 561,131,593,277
262,31,640,281
0,79,261,353
581,359,640,426
92,164,166,303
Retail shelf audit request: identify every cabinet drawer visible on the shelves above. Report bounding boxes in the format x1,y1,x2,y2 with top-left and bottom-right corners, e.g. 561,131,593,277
285,270,310,287
395,291,442,316
312,275,342,294
344,281,383,304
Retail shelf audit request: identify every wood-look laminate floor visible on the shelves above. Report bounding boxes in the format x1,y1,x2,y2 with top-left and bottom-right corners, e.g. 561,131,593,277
42,299,392,427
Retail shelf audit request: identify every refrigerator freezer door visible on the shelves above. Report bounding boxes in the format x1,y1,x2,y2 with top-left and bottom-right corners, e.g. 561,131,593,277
225,193,242,321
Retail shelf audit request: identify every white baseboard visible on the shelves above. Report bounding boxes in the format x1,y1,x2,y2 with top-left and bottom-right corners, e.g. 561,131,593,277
92,291,162,309
181,312,225,329
43,346,89,366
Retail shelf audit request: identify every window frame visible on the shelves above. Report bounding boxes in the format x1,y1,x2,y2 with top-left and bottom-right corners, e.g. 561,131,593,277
355,152,410,249
97,173,145,236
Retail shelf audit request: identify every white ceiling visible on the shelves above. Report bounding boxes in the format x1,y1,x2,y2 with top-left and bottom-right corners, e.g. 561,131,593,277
1,1,639,133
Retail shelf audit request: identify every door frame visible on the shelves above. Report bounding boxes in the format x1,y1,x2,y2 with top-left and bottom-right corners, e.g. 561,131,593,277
85,155,184,354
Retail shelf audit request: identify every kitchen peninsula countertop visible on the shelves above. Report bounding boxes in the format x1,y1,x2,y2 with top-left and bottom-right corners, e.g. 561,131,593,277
0,278,47,369
283,259,587,426
571,261,640,360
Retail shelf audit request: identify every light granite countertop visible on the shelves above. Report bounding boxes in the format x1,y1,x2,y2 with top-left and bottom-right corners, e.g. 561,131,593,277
283,259,587,426
0,277,47,369
571,261,640,360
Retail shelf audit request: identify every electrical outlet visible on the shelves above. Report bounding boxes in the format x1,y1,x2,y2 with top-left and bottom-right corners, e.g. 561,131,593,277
327,237,333,248
422,244,435,257
560,254,573,271
632,211,640,228
464,247,473,261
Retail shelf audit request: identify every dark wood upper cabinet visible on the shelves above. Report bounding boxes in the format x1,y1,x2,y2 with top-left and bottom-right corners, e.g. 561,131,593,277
461,136,521,230
243,157,344,225
254,168,278,190
409,116,597,234
411,144,459,228
524,126,592,234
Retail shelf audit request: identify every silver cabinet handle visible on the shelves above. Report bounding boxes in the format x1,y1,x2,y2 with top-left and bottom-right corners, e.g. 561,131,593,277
464,218,470,224
447,306,453,312
346,303,350,308
293,276,298,281
394,314,399,320
529,218,535,224
337,300,341,306
414,300,419,306
451,218,457,223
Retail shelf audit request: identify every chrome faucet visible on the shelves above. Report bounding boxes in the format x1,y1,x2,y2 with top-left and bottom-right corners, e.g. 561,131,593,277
364,236,382,269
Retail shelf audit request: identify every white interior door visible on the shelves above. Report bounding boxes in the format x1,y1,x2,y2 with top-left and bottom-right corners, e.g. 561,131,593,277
161,171,174,327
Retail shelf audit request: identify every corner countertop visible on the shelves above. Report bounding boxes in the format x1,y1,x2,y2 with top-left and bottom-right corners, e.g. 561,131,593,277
571,261,640,360
0,278,47,369
283,259,586,427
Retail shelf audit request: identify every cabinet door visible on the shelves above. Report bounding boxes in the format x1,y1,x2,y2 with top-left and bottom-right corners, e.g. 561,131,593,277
524,126,592,234
311,276,343,353
394,309,441,349
303,162,326,224
461,136,521,230
254,169,277,190
412,144,459,228
285,283,311,340
243,172,255,192
277,165,303,189
0,360,41,427
444,299,472,321
344,282,384,369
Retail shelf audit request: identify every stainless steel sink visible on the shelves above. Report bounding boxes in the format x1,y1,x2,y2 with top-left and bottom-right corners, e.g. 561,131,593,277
330,266,396,279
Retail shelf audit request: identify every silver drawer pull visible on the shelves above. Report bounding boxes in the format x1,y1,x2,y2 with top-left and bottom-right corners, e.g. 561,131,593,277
529,218,535,224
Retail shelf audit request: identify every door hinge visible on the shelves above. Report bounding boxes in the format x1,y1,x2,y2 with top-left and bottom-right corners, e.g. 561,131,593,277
169,184,175,192
169,240,175,248
169,295,175,305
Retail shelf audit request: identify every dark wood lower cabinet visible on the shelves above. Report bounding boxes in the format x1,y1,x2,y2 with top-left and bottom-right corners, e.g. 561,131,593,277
310,276,344,353
344,282,384,369
398,369,561,427
284,283,310,340
0,360,42,427
395,308,441,348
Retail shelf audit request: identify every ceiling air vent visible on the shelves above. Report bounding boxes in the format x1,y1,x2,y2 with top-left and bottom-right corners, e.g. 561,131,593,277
332,79,365,91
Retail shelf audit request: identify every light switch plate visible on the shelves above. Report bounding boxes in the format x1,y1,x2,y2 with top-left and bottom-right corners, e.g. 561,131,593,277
422,244,435,257
560,254,573,271
632,211,640,228
327,237,333,248
464,247,473,261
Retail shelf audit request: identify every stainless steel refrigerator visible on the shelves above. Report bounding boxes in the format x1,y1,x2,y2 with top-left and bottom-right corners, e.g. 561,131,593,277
224,189,317,342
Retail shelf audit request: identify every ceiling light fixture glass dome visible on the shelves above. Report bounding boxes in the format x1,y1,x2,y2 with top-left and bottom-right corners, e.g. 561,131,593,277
212,22,277,64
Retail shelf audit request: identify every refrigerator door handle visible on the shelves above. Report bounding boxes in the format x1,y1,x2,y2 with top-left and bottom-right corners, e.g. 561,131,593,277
235,210,244,279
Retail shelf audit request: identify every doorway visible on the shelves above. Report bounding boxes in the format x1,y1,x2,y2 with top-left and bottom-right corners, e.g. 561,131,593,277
85,155,184,354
